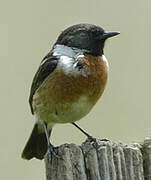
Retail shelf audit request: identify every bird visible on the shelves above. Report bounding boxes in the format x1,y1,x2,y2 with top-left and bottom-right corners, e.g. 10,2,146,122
21,23,120,160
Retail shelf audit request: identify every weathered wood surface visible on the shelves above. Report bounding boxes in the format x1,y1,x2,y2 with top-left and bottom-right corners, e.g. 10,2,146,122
44,136,151,180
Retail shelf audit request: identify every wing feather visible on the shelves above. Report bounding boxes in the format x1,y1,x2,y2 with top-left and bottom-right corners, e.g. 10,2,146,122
29,54,58,114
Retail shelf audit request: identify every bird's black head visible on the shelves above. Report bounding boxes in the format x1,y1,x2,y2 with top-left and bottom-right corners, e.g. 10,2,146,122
55,23,120,56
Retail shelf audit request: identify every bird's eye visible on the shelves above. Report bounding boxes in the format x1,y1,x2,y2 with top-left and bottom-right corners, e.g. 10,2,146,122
93,30,103,37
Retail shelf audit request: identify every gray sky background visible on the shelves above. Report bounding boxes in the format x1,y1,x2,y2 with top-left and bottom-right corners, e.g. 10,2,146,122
1,0,151,179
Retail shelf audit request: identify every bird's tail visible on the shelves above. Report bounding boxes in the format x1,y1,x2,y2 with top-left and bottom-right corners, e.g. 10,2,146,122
21,123,51,160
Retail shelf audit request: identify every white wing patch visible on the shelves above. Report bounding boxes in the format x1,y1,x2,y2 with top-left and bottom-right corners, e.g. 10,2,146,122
57,55,89,77
58,55,75,73
53,45,89,77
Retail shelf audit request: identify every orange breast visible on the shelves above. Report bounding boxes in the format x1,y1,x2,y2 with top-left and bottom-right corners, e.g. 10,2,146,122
50,55,108,105
33,55,108,121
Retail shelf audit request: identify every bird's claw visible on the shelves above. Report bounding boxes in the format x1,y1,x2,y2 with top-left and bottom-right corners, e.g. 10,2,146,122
47,144,62,160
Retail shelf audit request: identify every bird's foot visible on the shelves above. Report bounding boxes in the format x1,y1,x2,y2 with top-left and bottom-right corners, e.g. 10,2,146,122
100,138,110,142
47,144,62,160
86,135,99,149
87,135,97,143
86,136,110,149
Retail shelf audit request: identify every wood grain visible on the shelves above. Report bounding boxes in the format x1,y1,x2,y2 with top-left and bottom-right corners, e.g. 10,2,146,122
44,137,151,180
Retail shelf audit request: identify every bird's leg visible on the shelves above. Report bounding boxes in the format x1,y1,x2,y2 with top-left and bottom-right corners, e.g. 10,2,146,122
71,122,97,143
72,122,109,147
43,122,59,157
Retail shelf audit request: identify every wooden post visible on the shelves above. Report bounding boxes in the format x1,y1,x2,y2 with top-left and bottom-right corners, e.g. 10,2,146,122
44,136,151,180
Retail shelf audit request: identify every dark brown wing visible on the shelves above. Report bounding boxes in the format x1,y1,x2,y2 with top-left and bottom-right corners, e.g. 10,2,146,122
29,53,58,114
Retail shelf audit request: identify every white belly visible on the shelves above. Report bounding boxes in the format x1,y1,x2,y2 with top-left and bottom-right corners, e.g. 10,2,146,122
35,96,93,125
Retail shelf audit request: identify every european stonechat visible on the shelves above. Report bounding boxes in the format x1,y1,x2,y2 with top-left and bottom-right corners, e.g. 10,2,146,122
22,23,120,160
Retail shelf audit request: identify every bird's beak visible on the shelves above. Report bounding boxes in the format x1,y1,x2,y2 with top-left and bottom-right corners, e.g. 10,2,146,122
102,31,120,39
